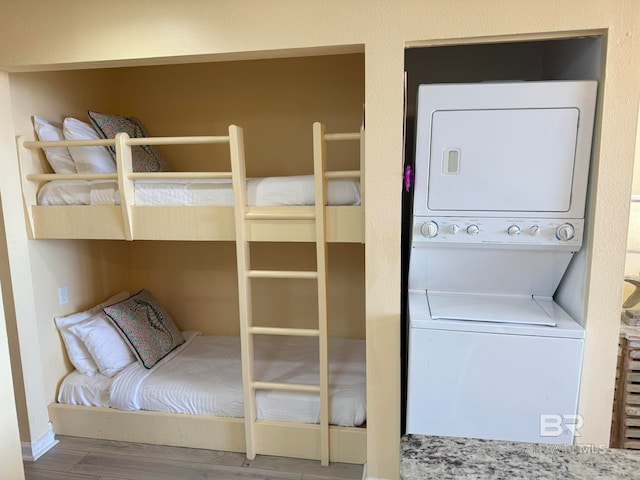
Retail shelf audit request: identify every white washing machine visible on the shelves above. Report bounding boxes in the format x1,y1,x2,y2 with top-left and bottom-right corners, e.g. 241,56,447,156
406,81,598,445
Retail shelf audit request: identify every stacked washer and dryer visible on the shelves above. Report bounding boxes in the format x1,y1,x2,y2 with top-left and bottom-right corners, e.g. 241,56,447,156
406,81,598,445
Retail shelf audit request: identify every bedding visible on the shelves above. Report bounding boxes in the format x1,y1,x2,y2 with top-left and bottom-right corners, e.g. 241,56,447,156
32,116,77,174
87,111,171,172
63,117,117,174
58,370,115,407
103,289,185,369
58,332,367,427
54,291,130,375
68,313,136,377
37,175,361,207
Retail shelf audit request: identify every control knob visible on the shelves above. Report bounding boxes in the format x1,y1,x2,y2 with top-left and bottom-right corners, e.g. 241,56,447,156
420,221,439,238
450,224,460,234
529,225,541,236
466,224,479,235
507,225,521,236
556,223,575,241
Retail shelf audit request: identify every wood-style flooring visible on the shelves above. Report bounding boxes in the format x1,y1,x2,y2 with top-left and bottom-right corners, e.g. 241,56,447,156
23,436,364,480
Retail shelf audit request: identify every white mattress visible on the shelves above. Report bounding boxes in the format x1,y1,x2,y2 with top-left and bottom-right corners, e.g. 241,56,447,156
58,332,366,427
37,175,360,207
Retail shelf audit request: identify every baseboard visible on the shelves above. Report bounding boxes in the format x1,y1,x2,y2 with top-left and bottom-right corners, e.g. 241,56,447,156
21,422,58,462
363,465,389,480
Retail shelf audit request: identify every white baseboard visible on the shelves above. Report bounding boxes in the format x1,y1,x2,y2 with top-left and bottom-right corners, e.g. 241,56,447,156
21,422,58,462
364,465,389,480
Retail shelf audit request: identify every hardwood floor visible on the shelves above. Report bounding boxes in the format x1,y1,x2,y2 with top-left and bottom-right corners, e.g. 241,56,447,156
23,436,364,480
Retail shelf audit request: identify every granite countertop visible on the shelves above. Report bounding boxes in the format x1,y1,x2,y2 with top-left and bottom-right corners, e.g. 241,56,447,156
401,434,640,480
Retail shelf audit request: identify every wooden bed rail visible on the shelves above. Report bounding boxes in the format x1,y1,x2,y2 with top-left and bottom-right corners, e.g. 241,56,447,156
26,172,233,181
17,123,363,244
18,130,238,240
22,135,231,149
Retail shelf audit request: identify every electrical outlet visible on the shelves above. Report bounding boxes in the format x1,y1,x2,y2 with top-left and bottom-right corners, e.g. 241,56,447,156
58,285,68,305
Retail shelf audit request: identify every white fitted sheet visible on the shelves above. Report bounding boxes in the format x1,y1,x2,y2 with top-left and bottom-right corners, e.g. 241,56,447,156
58,333,366,427
37,175,360,207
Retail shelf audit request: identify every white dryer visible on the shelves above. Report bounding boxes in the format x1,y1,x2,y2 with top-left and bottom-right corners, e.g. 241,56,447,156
406,81,597,444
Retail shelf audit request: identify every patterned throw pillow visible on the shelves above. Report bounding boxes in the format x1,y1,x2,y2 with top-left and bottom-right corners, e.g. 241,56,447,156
87,111,171,172
103,289,185,369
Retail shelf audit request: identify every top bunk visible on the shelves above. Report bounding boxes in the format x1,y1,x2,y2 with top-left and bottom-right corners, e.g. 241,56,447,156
17,117,364,243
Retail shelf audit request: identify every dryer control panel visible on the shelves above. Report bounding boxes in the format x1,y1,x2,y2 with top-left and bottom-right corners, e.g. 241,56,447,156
413,216,584,249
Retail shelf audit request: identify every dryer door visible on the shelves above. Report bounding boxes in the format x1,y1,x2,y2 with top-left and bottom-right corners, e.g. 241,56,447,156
427,108,579,213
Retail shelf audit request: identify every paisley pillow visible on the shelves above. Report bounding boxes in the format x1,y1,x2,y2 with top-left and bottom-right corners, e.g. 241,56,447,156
87,111,171,172
103,289,184,369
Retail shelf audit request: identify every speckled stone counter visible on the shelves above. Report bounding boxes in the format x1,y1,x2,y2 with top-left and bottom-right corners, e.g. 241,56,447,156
401,434,640,479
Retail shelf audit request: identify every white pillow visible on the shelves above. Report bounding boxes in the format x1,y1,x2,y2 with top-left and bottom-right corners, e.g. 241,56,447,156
32,116,76,174
55,291,129,375
63,117,117,174
68,312,136,377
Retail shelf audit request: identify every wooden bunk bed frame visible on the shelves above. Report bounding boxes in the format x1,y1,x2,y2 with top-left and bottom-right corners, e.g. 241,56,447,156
47,404,366,463
25,122,366,465
17,123,364,243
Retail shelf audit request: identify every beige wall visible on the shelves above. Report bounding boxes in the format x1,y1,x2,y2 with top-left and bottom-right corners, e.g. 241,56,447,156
0,69,51,447
631,109,640,197
0,204,29,444
129,241,364,338
114,55,364,176
0,2,639,479
0,235,25,478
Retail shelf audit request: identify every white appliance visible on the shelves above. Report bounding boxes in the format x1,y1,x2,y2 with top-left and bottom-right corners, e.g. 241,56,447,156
406,81,597,444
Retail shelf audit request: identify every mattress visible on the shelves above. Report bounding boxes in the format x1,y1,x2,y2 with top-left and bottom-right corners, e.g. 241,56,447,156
37,175,361,207
58,332,366,427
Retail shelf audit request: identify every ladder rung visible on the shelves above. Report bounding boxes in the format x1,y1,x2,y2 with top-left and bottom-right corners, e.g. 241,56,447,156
245,211,316,220
23,138,115,148
26,173,118,181
325,170,361,179
249,327,320,337
247,270,318,280
126,135,230,146
252,381,320,393
324,132,360,141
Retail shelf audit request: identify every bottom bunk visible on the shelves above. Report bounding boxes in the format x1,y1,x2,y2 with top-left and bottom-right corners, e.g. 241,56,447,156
47,404,366,463
49,330,367,464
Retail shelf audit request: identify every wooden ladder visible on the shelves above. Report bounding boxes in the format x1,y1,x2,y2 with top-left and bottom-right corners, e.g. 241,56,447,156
229,123,361,466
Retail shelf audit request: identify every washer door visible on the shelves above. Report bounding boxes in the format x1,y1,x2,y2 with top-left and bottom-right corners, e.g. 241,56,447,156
427,292,556,326
427,108,579,213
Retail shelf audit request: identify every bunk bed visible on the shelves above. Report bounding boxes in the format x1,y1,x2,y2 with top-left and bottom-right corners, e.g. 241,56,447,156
23,119,366,465
51,325,367,463
17,122,364,243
